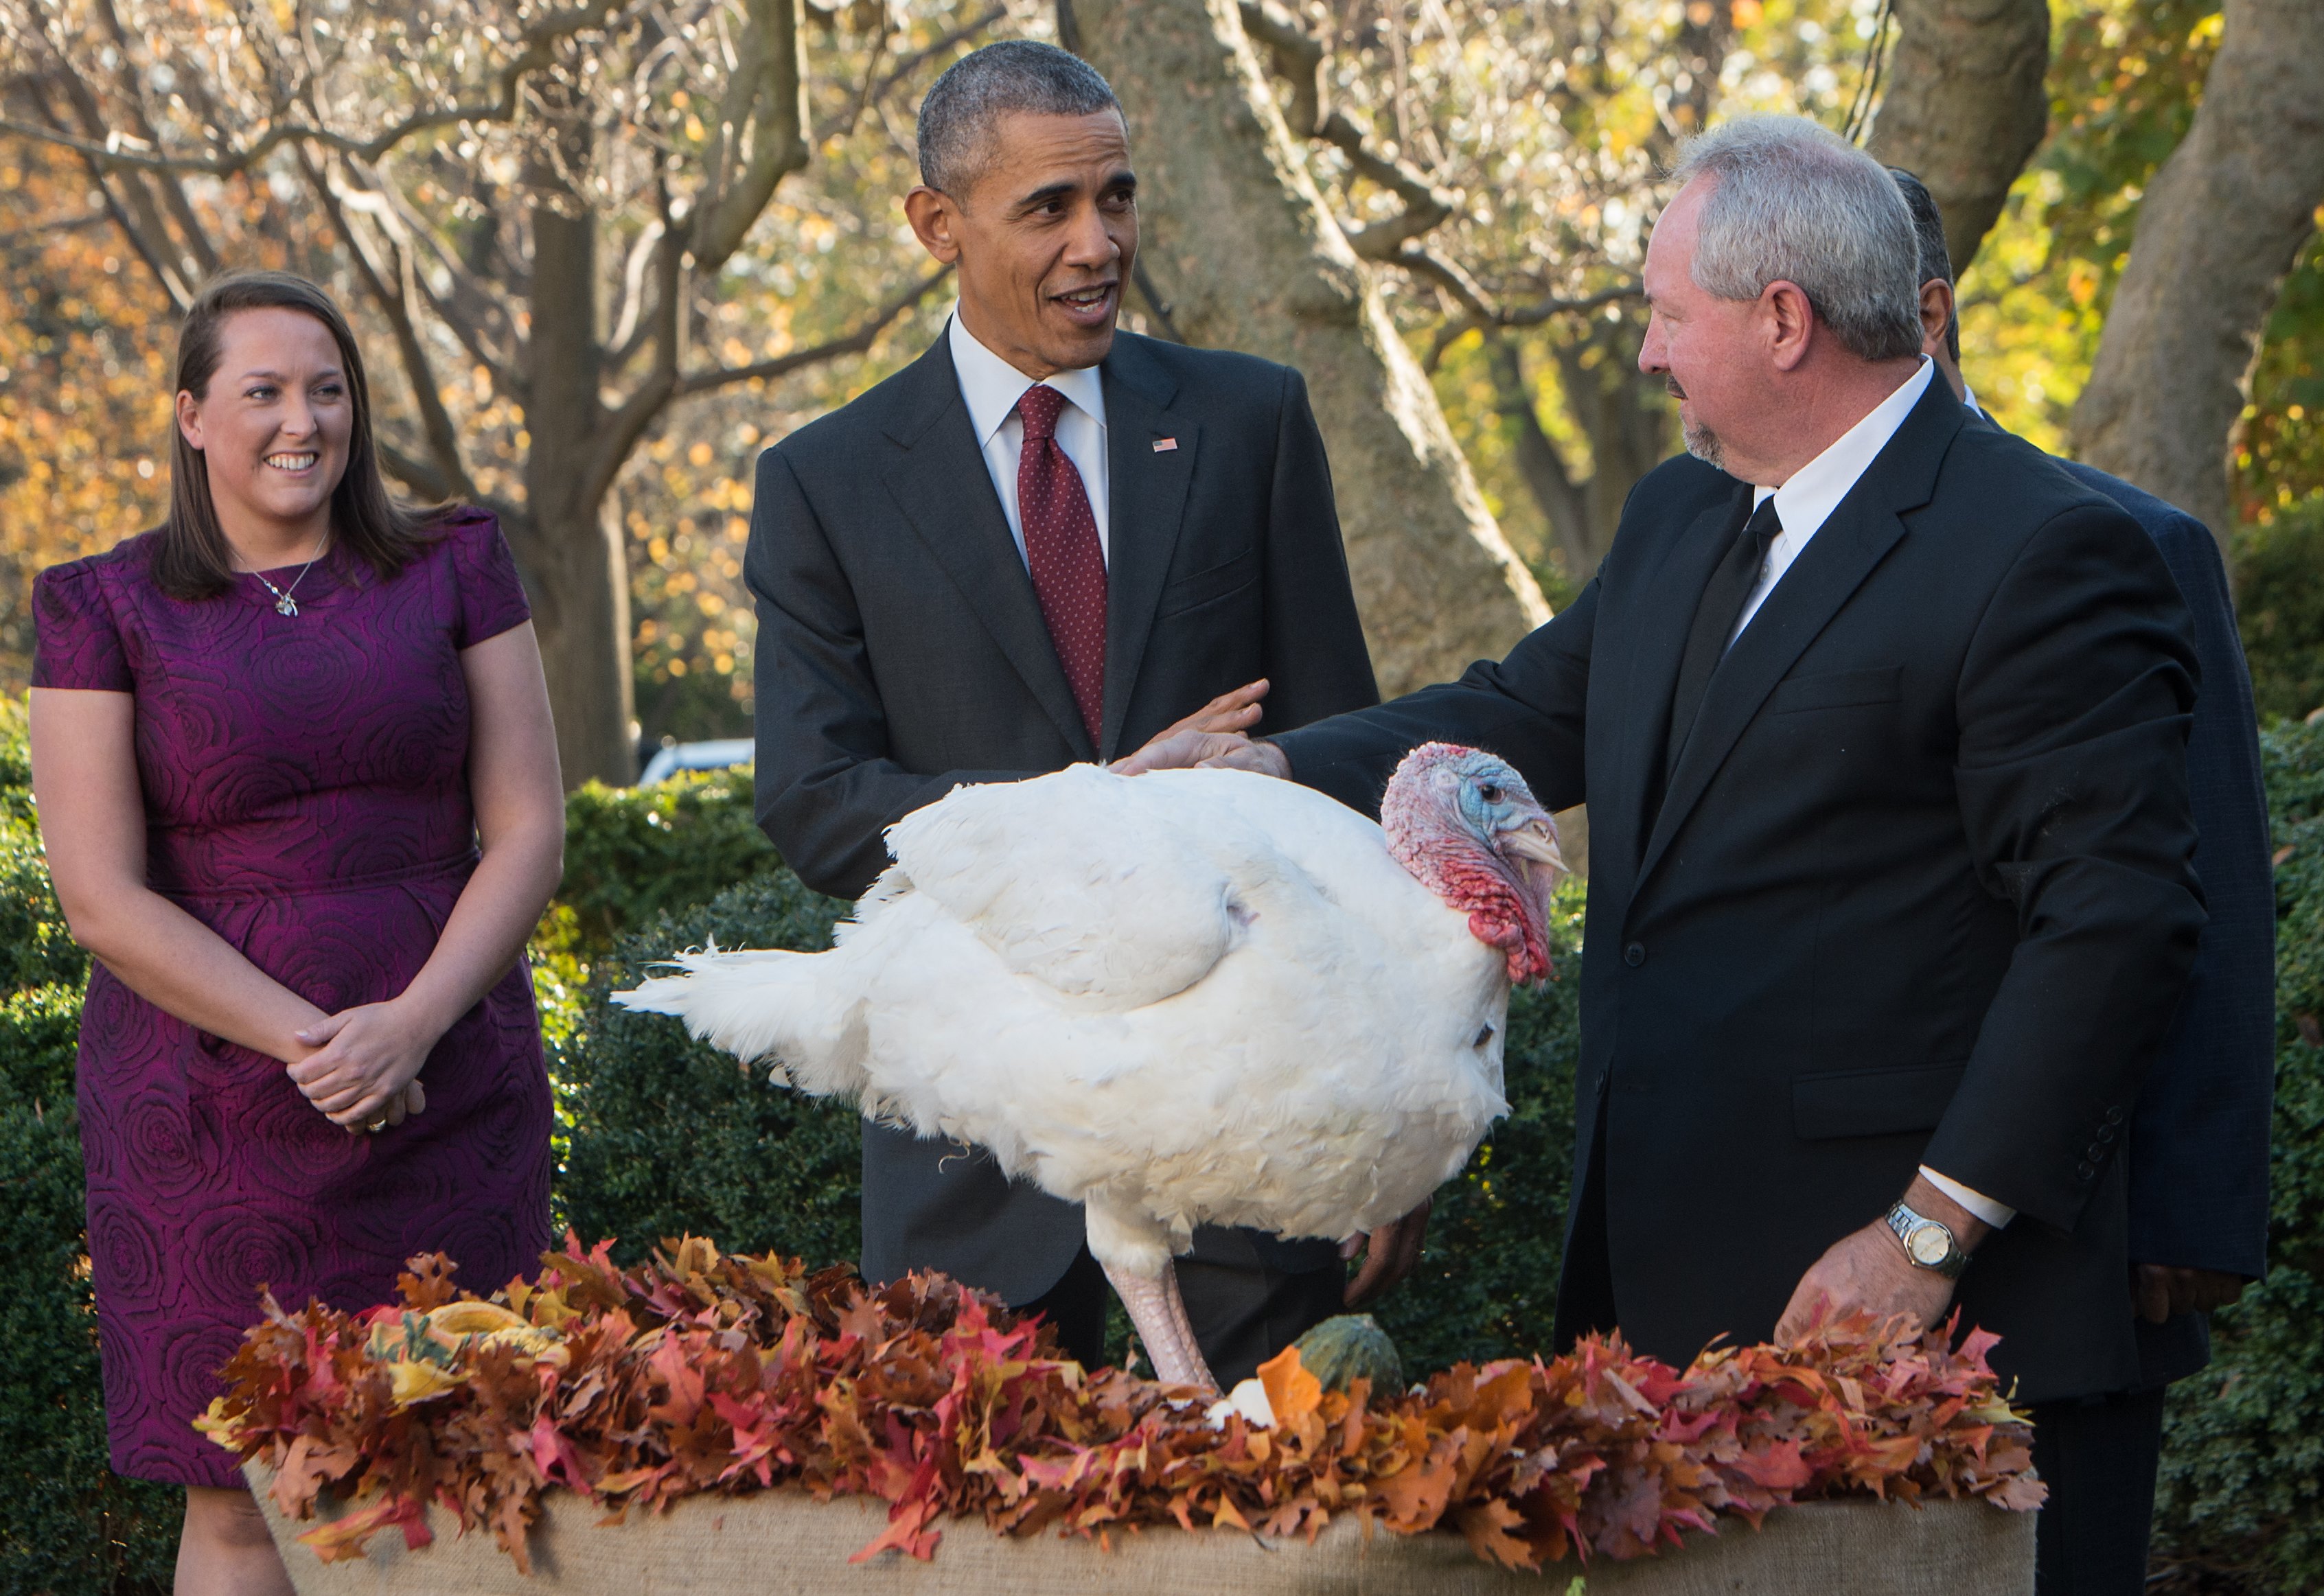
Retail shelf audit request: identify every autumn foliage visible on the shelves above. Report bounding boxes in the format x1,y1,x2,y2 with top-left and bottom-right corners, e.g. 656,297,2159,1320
198,1234,2043,1575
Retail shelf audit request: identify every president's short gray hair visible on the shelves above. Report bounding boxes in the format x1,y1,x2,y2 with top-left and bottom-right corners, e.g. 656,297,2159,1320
1670,116,1924,363
917,41,1120,200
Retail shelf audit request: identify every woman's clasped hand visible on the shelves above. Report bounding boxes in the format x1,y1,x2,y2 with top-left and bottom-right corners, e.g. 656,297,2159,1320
290,1001,443,1131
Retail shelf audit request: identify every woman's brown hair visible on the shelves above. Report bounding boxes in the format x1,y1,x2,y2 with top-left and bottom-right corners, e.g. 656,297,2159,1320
155,270,445,599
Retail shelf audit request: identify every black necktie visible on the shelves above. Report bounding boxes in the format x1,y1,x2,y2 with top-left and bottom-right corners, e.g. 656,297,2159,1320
1662,496,1782,785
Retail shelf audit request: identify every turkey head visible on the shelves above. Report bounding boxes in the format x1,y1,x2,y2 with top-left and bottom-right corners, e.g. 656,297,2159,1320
1379,742,1564,984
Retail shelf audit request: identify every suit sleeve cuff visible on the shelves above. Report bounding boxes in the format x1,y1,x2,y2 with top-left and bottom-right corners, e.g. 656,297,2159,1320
1920,1166,2017,1228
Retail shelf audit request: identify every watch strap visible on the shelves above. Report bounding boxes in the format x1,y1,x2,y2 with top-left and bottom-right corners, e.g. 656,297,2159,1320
1885,1200,1968,1280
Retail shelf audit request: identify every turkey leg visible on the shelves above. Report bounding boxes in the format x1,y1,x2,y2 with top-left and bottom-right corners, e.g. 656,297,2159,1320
1101,1259,1218,1392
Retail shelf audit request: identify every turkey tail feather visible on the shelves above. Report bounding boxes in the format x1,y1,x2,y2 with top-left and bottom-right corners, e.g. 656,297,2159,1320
611,944,869,1100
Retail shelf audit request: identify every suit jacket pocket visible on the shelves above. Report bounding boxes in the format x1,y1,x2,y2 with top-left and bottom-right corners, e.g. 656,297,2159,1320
1792,1059,1966,1140
1765,665,1902,714
1156,548,1258,618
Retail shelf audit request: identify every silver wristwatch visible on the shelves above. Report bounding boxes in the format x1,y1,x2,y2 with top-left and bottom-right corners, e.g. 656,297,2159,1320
1885,1200,1969,1280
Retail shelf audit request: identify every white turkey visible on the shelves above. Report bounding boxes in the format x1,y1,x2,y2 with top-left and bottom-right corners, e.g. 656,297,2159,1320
612,742,1563,1391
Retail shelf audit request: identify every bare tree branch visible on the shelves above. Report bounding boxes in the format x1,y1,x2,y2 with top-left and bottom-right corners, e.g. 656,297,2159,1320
1236,0,1456,259
89,0,222,277
1424,281,1644,369
0,0,625,176
670,261,950,397
378,438,453,502
584,185,686,513
690,0,809,273
812,5,1006,146
300,148,479,503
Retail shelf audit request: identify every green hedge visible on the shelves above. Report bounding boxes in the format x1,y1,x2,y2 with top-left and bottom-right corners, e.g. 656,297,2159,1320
6,713,2323,1592
2235,498,2324,724
0,703,178,1596
2148,723,2324,1591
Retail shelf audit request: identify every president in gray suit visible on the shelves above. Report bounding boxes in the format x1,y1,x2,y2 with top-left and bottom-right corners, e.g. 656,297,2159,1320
743,41,1385,1385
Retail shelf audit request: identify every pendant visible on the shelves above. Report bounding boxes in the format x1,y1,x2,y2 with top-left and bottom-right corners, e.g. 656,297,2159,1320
275,595,299,616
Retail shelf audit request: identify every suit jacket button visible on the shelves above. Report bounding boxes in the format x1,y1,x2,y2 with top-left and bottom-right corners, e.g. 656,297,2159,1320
1624,942,1646,967
2104,1106,2124,1124
2097,1124,2116,1144
2077,1161,2097,1181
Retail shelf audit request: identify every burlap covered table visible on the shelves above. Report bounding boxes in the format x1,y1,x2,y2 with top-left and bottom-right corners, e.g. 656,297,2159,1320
245,1462,2035,1594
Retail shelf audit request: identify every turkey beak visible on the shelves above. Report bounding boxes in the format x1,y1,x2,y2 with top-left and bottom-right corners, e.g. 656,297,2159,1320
1501,818,1566,872
1499,818,1566,901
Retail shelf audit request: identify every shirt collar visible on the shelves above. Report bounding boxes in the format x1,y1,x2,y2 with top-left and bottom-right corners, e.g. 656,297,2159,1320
1751,357,1935,539
947,308,1108,448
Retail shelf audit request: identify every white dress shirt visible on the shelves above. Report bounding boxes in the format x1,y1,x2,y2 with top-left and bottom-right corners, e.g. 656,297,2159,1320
947,309,1110,568
1721,355,2016,1232
1732,357,1935,640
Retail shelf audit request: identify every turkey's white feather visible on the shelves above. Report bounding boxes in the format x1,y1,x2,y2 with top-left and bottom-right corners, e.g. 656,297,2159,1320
614,763,1512,1278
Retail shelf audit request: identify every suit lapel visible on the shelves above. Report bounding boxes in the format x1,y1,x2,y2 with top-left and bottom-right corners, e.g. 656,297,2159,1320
879,337,1094,760
1096,338,1195,761
1605,485,1753,875
1633,379,1964,891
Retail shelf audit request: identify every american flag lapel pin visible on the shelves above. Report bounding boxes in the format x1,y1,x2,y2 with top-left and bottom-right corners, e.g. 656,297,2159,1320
1152,437,1179,452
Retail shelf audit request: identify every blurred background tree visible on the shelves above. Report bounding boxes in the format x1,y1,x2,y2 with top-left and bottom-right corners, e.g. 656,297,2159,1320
3,0,2321,732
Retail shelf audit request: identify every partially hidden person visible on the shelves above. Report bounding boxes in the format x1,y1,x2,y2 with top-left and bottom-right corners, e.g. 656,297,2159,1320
1889,164,2275,1596
744,40,1390,1387
30,270,564,1596
1120,116,2204,1591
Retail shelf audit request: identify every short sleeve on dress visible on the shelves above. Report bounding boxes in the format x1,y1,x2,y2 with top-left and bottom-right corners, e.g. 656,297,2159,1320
444,510,533,649
31,562,133,691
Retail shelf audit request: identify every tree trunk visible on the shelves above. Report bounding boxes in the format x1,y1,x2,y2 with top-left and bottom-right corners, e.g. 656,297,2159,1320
1068,0,1549,697
1866,0,2051,275
520,192,638,788
2069,0,2324,548
1482,332,1591,579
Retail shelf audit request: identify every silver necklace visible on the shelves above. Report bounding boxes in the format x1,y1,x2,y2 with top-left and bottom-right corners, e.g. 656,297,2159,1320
249,537,329,616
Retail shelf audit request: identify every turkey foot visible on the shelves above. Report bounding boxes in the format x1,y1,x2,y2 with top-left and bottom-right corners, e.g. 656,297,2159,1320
1102,1258,1217,1392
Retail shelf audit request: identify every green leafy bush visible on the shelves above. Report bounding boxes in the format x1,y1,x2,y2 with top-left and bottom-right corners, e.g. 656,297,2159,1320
0,704,177,1595
2150,720,2324,1593
554,769,779,955
2235,499,2324,724
555,872,862,1269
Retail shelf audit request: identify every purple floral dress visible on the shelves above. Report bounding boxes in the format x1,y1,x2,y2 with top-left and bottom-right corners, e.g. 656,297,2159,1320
32,509,554,1487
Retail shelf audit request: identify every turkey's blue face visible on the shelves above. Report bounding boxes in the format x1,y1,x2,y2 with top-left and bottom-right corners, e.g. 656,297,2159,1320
1447,751,1543,843
1381,743,1565,984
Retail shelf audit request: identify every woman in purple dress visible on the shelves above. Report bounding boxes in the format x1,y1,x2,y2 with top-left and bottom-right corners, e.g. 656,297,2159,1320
30,270,563,1594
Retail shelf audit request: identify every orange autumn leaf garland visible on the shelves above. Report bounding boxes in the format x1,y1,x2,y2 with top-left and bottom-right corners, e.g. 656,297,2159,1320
196,1235,2043,1574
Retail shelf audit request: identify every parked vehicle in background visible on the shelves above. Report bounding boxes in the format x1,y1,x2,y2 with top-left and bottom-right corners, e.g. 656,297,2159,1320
638,738,754,788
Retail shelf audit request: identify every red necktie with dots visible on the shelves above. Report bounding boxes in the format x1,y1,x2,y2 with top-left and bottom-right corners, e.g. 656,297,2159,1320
1015,383,1107,748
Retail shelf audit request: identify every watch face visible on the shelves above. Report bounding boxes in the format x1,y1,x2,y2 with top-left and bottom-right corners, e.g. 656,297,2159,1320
1909,1227,1952,1267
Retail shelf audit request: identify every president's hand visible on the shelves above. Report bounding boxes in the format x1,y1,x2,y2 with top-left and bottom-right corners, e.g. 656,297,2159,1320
2133,1264,2248,1323
1151,679,1271,744
1773,1175,1989,1343
1344,1196,1432,1308
1114,727,1291,778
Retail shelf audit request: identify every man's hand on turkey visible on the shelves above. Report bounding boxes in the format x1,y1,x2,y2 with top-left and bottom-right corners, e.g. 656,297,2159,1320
1115,725,1290,777
1150,679,1272,743
1343,1196,1432,1308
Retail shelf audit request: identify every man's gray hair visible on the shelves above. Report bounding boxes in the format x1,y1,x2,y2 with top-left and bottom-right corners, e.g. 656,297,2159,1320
1670,115,1924,363
917,41,1120,199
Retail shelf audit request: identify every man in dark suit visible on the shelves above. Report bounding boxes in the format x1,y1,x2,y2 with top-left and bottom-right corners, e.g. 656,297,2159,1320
744,41,1383,1386
1889,166,2275,1593
1125,115,2203,1587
